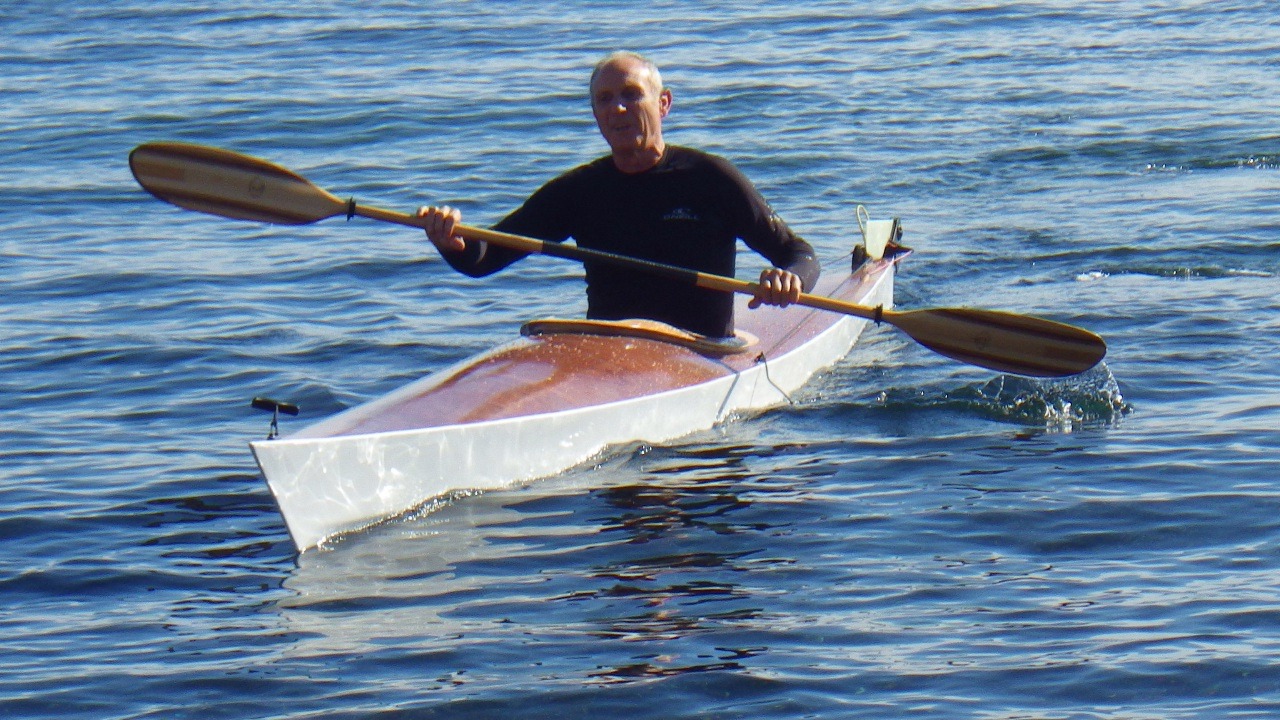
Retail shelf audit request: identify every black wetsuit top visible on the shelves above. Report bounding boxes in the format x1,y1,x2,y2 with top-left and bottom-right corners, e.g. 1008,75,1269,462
441,145,820,338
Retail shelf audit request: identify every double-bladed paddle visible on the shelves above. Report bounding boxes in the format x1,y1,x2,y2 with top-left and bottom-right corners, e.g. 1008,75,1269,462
128,141,1106,377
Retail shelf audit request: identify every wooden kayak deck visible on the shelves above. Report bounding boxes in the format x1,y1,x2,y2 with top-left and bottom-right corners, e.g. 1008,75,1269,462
299,253,899,440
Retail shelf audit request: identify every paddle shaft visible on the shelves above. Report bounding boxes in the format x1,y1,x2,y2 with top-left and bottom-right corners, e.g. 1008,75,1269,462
363,203,1104,377
355,203,877,320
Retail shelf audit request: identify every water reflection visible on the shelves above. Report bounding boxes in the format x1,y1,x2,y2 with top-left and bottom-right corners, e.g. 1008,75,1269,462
586,644,766,685
564,447,790,683
276,442,798,685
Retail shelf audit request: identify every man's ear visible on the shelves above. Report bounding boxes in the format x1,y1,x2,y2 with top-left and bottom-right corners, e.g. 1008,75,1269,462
659,88,673,118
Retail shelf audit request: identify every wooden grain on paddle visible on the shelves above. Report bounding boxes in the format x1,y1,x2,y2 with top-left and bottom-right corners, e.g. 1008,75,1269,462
886,307,1107,377
130,142,346,224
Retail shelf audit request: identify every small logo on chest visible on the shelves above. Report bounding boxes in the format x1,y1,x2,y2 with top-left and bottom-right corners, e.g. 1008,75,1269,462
662,207,701,222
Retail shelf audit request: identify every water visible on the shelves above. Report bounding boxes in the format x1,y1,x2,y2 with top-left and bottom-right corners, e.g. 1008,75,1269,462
3,2,1278,717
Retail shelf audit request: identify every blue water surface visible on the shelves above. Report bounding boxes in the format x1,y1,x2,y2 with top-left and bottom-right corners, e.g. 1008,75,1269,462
3,2,1279,718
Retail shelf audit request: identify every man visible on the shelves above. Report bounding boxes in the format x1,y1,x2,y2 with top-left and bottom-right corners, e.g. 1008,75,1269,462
419,51,819,339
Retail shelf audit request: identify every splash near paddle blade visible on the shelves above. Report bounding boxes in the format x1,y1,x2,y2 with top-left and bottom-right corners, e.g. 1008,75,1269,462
129,142,346,225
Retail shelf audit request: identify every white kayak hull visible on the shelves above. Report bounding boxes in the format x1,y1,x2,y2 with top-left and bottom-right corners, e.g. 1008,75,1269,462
252,250,901,551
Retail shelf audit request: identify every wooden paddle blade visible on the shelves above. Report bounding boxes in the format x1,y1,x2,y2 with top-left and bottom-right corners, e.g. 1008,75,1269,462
129,142,347,225
888,307,1107,377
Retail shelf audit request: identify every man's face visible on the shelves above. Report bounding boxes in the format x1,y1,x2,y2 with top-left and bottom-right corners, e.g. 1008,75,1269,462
590,58,671,156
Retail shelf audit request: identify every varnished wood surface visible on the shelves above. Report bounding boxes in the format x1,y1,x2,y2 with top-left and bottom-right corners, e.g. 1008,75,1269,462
327,252,901,437
332,334,732,435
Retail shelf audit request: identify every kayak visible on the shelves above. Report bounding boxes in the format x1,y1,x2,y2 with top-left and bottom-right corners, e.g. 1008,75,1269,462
250,242,909,552
124,140,1106,553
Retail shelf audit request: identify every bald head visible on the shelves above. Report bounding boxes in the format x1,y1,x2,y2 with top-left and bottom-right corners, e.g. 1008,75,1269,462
590,51,664,98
